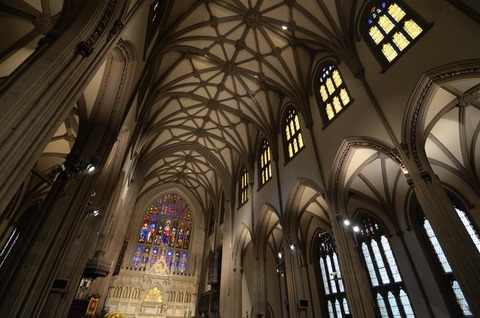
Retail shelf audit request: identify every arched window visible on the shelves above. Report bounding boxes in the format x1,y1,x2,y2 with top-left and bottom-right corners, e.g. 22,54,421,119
240,168,249,205
355,214,415,317
283,107,305,160
317,233,350,318
362,0,427,67
259,139,272,186
317,64,352,122
416,200,478,317
130,193,192,274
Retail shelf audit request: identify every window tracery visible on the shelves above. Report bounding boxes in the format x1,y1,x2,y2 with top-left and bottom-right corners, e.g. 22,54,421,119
317,233,350,318
259,139,272,185
130,193,192,274
317,64,352,122
363,1,426,67
355,215,415,317
283,107,305,160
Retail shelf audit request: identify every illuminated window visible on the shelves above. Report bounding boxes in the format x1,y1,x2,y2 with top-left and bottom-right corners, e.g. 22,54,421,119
240,168,249,205
131,193,192,274
317,233,350,318
355,215,415,317
418,202,478,317
283,107,305,160
363,1,427,67
259,139,272,185
318,64,352,122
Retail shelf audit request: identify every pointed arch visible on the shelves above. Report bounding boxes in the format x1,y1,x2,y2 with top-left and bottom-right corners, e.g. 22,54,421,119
284,178,327,252
254,204,281,258
330,137,406,217
402,59,480,174
232,224,252,270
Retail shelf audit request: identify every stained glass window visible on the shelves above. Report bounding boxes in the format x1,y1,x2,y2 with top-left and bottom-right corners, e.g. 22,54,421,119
283,107,305,159
240,168,249,204
364,1,426,66
317,233,350,318
259,139,272,185
318,65,352,122
130,193,192,274
355,215,415,317
421,209,474,316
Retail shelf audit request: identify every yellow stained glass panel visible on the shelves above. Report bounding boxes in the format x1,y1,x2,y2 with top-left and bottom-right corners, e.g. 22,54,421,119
332,70,342,87
268,165,272,177
288,144,293,158
294,115,300,130
293,139,298,153
262,171,265,184
285,126,291,140
298,133,304,148
267,148,270,160
382,43,398,62
326,104,334,120
290,121,295,136
388,3,406,22
393,32,410,51
326,78,335,94
404,20,422,39
369,25,384,45
340,89,350,106
333,96,342,113
320,85,328,101
378,15,394,34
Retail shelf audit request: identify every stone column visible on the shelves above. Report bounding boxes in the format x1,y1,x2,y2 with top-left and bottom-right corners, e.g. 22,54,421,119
330,214,376,317
252,255,267,318
219,199,235,318
0,0,125,215
283,243,312,318
407,165,480,315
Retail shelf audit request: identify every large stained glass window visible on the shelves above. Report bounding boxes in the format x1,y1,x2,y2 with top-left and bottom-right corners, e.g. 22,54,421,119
259,139,272,186
283,107,305,160
355,215,415,317
318,64,352,122
363,1,426,67
130,193,192,274
419,203,478,316
317,233,350,318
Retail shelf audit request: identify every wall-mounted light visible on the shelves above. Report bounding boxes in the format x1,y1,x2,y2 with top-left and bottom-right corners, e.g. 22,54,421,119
282,25,288,30
86,163,96,173
88,208,100,217
290,244,296,251
343,219,351,226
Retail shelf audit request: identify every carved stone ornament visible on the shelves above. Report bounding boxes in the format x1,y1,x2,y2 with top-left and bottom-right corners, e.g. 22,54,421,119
33,14,53,35
458,93,478,107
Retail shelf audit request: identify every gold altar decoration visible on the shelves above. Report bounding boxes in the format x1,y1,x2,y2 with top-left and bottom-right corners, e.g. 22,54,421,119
144,287,163,302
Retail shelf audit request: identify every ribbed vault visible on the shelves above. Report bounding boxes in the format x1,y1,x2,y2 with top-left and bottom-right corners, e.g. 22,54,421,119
136,0,361,209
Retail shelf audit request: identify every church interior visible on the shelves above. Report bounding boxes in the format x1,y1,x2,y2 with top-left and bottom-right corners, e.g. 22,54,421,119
1,0,480,317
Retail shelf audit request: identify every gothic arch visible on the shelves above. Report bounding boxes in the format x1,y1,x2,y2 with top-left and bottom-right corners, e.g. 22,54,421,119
402,59,480,176
232,224,252,270
329,137,408,228
254,204,281,258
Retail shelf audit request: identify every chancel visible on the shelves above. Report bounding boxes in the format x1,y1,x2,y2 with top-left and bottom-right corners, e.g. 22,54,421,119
0,1,480,318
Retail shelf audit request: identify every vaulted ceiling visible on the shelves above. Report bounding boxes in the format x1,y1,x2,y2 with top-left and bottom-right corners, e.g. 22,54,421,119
2,0,479,219
135,0,361,209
